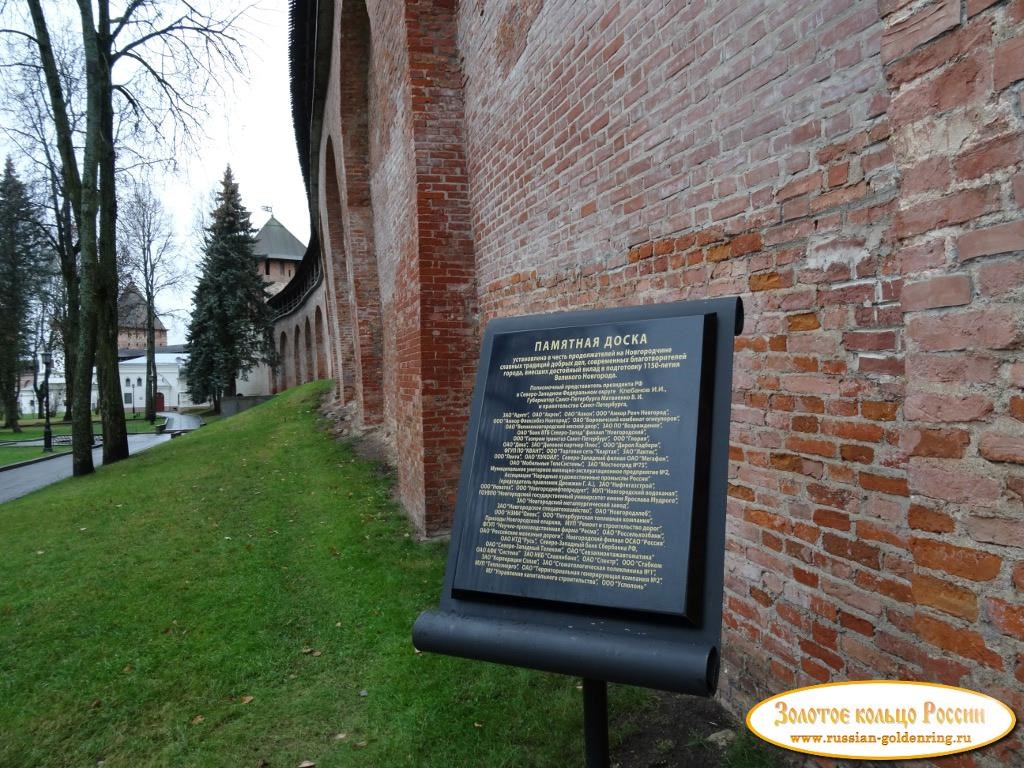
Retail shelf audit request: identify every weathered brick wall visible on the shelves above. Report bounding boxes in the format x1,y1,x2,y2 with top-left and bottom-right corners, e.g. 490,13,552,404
316,0,476,533
406,0,479,532
367,0,426,525
117,328,167,349
308,0,1023,760
321,140,357,402
339,0,385,426
271,281,329,394
876,6,1024,757
454,0,1023,761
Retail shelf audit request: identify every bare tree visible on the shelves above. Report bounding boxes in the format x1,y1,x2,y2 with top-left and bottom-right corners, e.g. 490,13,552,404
2,1,248,475
117,177,187,421
0,33,84,425
27,269,60,418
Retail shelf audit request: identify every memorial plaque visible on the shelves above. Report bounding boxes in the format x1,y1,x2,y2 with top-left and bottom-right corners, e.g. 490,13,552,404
414,297,743,699
451,314,715,618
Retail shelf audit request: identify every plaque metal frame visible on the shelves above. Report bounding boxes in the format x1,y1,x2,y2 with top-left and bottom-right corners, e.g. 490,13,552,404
414,296,743,699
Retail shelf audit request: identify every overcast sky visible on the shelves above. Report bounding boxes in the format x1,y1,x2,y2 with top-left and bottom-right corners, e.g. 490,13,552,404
158,2,310,343
0,2,310,346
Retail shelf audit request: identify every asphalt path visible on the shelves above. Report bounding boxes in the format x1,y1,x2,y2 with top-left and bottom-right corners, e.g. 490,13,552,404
0,433,171,505
159,411,204,431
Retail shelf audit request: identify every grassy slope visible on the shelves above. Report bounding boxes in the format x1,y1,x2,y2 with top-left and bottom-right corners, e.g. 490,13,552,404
0,425,74,441
0,417,165,442
0,382,638,768
0,446,72,467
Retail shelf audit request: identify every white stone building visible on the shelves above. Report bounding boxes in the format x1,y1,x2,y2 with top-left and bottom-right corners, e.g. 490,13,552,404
118,353,202,412
16,352,204,418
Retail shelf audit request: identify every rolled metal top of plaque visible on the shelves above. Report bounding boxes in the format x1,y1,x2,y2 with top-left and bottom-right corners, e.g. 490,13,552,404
413,611,720,696
414,297,743,697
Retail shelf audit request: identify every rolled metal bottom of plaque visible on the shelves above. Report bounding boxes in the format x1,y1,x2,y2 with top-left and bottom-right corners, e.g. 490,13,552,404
413,611,719,696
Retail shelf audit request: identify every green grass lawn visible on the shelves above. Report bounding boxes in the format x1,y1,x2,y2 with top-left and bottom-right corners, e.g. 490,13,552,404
0,424,73,441
125,415,168,434
0,416,166,443
0,445,72,467
0,381,642,767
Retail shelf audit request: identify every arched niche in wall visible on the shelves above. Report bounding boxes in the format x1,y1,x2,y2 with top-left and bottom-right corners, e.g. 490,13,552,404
323,137,357,403
338,0,383,425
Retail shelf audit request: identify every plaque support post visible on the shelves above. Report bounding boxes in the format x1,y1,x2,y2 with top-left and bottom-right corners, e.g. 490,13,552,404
582,678,609,768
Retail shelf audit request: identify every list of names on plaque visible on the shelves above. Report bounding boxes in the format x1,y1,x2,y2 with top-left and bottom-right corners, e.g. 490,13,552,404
453,316,711,615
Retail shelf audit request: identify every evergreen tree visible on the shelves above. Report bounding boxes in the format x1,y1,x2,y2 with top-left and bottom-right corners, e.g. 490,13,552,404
0,157,47,431
184,167,275,412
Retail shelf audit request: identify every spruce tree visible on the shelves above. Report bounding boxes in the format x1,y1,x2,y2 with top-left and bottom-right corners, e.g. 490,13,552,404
184,167,275,412
0,157,46,431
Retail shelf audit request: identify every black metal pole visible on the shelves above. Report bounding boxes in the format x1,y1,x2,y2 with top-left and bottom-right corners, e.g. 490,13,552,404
582,679,609,768
42,364,52,453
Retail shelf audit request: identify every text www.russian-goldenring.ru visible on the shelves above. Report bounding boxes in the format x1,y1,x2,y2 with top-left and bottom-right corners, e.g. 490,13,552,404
790,732,973,747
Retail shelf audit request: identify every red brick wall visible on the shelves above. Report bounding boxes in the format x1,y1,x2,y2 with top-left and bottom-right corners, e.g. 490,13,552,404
321,139,356,402
406,0,478,533
364,0,427,523
117,328,167,349
339,0,384,426
316,0,477,532
271,291,328,393
878,4,1024,747
311,0,1024,757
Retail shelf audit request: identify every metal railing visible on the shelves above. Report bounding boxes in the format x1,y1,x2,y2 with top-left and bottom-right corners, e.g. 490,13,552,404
268,242,322,321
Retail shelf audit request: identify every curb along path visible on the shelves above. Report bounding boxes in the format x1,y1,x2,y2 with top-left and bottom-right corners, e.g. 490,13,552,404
0,434,170,504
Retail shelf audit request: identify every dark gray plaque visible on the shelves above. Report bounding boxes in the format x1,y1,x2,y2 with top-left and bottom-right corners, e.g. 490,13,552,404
451,314,715,617
414,297,742,697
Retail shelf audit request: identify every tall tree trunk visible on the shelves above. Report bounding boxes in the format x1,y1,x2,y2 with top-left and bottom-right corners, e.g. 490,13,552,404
95,15,128,464
27,0,93,471
145,284,157,421
33,359,43,419
72,238,97,475
60,302,78,425
70,0,105,476
2,372,19,431
58,202,79,426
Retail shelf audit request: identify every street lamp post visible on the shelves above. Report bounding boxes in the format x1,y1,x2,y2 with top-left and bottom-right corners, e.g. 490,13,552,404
41,350,53,453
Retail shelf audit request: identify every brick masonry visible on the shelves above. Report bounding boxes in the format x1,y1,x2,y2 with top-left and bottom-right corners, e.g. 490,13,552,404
293,1,1024,760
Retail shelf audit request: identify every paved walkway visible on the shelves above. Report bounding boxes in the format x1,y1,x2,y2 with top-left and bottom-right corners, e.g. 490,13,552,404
0,433,171,505
159,411,203,431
